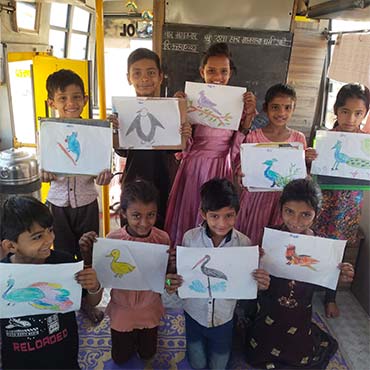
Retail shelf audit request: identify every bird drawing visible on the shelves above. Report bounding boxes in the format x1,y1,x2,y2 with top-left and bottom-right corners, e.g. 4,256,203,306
285,244,319,271
263,159,298,188
65,132,81,161
2,279,73,311
106,249,136,278
197,90,222,116
331,140,370,171
192,254,228,298
126,107,165,144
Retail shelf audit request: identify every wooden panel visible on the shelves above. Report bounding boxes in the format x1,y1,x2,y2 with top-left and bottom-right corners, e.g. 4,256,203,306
287,21,327,138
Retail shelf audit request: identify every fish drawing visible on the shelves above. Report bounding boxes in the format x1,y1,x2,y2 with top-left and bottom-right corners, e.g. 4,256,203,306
285,244,319,271
126,107,165,144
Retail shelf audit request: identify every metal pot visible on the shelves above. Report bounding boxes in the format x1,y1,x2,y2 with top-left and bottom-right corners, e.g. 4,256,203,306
0,148,41,198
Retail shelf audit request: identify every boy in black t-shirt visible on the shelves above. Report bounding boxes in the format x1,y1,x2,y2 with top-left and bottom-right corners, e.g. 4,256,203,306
0,196,102,369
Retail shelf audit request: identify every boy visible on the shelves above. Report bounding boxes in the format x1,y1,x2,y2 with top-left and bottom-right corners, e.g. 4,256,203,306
0,196,102,370
41,69,111,322
165,178,270,370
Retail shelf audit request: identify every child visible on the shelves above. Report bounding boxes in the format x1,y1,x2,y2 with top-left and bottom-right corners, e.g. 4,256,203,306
236,83,314,246
165,178,270,370
244,178,354,369
113,48,192,228
79,180,171,364
314,83,370,318
164,43,257,246
41,69,112,323
0,196,102,370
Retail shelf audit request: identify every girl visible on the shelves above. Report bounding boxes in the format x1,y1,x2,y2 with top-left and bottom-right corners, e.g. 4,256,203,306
165,42,257,246
245,178,354,369
313,83,370,318
112,48,192,228
236,83,314,246
79,180,171,364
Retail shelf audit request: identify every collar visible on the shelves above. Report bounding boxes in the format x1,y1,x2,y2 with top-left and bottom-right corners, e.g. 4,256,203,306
204,222,233,244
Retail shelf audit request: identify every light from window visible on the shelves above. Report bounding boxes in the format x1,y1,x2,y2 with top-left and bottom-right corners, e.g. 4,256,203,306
72,7,90,32
16,2,37,31
50,3,68,28
69,34,87,60
49,29,66,58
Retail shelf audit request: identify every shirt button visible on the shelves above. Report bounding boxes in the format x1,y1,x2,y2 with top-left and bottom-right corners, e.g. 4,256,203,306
70,188,73,191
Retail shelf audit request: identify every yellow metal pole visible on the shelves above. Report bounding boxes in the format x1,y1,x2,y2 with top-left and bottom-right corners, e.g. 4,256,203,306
96,0,110,236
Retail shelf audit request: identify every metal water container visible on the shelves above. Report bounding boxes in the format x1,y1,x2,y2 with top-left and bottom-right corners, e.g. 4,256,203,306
0,148,41,206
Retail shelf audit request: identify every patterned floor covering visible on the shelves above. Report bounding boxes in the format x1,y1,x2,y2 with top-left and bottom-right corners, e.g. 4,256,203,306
77,309,350,370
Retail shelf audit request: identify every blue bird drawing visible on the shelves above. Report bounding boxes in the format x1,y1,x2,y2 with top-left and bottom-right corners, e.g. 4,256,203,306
65,132,81,161
263,159,299,188
331,140,370,170
197,90,222,116
126,107,165,144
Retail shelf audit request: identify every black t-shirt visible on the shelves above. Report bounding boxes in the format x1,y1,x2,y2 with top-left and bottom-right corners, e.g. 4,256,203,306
0,250,80,369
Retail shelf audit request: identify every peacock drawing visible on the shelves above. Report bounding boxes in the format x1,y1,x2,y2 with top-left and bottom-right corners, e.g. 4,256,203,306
263,159,300,188
106,249,136,278
2,278,73,311
331,140,370,171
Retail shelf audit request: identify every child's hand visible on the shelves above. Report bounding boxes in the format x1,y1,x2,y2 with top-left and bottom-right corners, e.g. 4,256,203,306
40,170,57,182
165,273,183,294
108,113,119,130
325,302,340,318
253,269,270,291
234,164,245,187
96,169,113,185
79,231,97,266
258,247,265,258
338,262,354,283
180,121,192,140
305,147,318,164
76,267,101,292
243,91,257,115
174,91,187,99
167,247,177,273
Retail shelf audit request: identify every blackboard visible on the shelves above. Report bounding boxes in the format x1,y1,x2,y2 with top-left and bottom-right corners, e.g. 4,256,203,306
162,23,293,128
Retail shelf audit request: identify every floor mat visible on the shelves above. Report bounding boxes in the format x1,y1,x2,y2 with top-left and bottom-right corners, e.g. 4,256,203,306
78,309,350,370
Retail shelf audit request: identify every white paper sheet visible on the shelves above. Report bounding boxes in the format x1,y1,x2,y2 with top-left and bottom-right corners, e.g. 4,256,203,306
39,119,112,176
93,238,169,293
261,228,346,290
177,246,259,299
0,261,83,319
311,130,370,181
185,82,246,130
241,143,306,191
112,97,182,149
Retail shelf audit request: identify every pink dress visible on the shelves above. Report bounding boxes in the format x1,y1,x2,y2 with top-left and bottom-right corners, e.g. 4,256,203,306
236,128,307,245
105,226,170,332
165,124,244,246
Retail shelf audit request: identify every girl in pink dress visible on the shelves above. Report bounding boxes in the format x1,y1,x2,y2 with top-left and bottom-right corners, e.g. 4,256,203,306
165,43,256,246
79,180,171,364
236,84,315,245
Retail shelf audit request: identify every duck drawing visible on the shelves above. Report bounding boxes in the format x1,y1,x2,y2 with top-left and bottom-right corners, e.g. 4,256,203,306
285,244,319,271
126,107,165,144
331,140,370,171
2,278,73,311
106,249,136,278
263,159,292,188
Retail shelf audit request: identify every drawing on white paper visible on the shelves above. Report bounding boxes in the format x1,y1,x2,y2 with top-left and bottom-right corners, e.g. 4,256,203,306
263,159,301,188
190,254,228,298
331,140,370,171
285,244,319,271
106,249,136,278
126,107,165,144
57,131,81,165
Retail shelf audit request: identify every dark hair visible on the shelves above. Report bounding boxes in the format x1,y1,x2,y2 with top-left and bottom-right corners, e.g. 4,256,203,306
127,48,161,73
0,196,53,242
120,179,159,212
280,178,322,214
200,43,236,73
200,178,240,213
263,83,297,109
46,69,85,100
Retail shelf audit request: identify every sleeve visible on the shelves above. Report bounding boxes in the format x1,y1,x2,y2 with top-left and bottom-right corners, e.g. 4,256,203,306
182,230,193,247
230,131,247,172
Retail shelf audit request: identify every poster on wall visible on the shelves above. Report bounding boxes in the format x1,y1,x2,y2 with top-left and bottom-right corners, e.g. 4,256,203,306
112,97,184,149
185,82,246,130
39,118,112,176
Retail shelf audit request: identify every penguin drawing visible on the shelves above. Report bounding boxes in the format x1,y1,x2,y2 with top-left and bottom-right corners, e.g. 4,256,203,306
126,107,165,144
